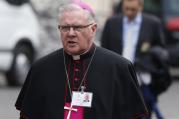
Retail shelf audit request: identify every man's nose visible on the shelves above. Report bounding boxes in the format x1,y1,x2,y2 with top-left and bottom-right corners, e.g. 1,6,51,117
68,27,76,35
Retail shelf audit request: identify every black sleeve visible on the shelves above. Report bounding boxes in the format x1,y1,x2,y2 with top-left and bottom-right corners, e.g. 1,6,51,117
15,67,34,119
15,63,44,119
126,62,148,119
15,68,33,111
113,61,148,119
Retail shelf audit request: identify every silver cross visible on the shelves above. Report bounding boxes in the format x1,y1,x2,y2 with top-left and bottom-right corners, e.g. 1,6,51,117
64,104,78,119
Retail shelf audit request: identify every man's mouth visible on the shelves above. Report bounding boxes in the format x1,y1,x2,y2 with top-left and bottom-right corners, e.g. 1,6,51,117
67,41,77,46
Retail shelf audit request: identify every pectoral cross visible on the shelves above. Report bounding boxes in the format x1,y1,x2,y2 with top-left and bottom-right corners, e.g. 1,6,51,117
64,104,78,119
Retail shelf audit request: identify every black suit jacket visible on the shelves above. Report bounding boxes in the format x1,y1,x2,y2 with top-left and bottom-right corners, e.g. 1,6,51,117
101,13,165,58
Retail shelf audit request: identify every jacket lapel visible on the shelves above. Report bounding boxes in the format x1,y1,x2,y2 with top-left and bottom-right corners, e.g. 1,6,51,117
135,14,146,57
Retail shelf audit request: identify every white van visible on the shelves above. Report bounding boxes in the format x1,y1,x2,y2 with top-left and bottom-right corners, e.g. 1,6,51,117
0,0,40,86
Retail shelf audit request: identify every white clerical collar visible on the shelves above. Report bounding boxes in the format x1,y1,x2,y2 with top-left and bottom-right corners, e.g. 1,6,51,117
71,48,90,60
66,43,95,60
72,48,89,60
72,55,80,60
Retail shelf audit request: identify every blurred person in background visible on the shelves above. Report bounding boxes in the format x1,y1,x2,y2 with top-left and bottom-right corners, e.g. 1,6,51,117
15,2,148,119
101,0,171,119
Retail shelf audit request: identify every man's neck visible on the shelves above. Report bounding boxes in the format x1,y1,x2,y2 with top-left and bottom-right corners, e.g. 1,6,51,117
65,43,94,60
124,12,142,23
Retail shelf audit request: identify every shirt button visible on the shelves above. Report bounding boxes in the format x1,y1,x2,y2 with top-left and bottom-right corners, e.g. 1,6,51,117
74,78,80,81
75,68,79,72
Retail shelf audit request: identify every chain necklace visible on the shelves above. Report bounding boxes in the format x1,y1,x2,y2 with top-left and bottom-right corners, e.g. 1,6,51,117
63,46,96,98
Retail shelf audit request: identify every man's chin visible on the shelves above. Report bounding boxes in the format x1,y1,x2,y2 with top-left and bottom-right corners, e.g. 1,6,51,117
65,48,81,55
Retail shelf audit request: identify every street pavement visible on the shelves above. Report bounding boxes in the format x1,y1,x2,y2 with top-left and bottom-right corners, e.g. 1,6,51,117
153,80,179,119
0,74,179,119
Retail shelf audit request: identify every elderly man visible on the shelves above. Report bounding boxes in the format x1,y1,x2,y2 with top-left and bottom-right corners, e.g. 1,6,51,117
15,2,147,119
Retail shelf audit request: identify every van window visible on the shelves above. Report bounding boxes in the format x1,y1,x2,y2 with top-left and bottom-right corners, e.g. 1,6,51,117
6,0,29,6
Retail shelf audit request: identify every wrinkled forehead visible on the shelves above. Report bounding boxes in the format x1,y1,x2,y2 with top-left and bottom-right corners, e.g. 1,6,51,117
59,10,89,24
58,3,92,23
59,3,93,16
62,1,94,15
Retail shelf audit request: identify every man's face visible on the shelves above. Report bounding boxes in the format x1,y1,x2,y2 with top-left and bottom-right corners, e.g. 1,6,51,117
122,0,143,20
58,10,97,55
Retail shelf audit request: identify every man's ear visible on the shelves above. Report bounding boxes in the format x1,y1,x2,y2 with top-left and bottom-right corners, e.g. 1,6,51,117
91,23,97,33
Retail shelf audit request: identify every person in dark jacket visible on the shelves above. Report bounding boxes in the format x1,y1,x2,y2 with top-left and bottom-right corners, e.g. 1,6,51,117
101,0,170,118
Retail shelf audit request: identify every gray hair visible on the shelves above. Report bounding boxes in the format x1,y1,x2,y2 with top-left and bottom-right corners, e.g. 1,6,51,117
58,3,96,23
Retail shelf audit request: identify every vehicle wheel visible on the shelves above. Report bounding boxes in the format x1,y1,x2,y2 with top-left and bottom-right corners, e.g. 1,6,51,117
6,45,34,86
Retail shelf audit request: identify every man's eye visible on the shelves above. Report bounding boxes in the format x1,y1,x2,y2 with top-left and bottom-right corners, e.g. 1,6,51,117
74,26,82,30
63,26,70,30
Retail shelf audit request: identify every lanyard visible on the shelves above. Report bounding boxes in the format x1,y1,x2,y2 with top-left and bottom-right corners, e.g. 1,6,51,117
63,47,96,98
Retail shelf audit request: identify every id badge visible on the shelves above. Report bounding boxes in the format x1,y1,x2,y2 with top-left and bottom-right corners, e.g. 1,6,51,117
71,91,93,108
